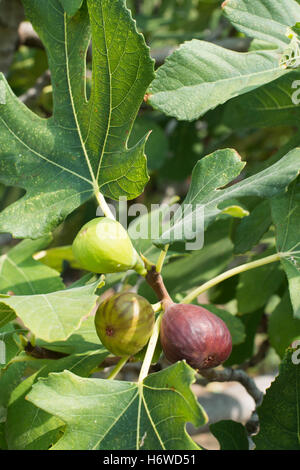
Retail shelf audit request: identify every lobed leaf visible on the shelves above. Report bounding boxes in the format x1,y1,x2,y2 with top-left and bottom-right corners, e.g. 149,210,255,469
0,0,154,239
6,349,108,450
27,361,207,450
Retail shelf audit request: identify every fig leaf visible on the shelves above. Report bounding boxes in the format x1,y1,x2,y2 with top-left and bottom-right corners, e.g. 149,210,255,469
0,0,154,238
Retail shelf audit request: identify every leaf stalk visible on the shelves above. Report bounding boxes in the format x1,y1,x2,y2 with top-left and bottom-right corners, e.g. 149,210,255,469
138,313,162,383
181,252,283,304
107,355,130,380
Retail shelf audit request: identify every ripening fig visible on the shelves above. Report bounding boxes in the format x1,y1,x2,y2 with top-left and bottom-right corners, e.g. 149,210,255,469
72,217,145,275
95,292,155,357
160,303,232,370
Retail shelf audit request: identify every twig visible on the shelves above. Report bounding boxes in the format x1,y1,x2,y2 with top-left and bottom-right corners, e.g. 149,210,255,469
24,341,68,360
199,367,263,407
19,70,51,104
199,367,264,436
241,339,270,370
146,265,173,309
107,356,129,380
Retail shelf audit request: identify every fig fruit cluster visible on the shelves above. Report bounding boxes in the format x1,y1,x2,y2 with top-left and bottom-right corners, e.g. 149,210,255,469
160,303,232,370
72,217,145,275
95,292,155,357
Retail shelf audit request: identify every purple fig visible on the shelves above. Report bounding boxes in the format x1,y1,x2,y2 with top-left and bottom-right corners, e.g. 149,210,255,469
160,303,232,370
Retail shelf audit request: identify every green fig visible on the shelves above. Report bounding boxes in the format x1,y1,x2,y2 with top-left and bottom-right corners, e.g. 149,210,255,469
95,292,155,357
72,217,145,274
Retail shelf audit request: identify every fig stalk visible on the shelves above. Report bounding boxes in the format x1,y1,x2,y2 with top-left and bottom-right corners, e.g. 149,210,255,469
95,190,116,220
146,265,173,310
138,313,163,383
107,356,130,380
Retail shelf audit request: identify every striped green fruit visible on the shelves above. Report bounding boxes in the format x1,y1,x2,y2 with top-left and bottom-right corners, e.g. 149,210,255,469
72,217,146,275
95,292,155,357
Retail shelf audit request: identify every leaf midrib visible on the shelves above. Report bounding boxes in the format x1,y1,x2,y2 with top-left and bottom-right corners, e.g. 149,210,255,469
95,2,113,183
64,11,97,190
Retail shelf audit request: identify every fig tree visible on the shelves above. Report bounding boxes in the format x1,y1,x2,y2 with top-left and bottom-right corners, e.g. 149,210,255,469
95,292,155,357
160,303,232,370
72,217,145,274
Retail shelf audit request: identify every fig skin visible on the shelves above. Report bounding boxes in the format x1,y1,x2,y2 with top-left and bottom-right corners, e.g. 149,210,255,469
95,292,155,357
72,217,145,274
160,303,232,370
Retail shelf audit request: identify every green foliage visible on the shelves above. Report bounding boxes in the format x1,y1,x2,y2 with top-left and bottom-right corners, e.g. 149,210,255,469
268,291,300,357
224,310,263,367
6,349,108,450
233,200,272,254
27,362,207,450
149,0,300,121
210,420,249,450
222,0,300,47
59,0,83,16
0,0,154,239
223,72,300,129
0,237,64,295
157,148,299,246
254,349,300,450
236,250,285,314
271,178,300,318
0,281,100,342
0,0,299,451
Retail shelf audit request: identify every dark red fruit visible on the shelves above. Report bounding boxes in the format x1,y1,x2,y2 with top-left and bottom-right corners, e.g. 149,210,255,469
160,303,232,370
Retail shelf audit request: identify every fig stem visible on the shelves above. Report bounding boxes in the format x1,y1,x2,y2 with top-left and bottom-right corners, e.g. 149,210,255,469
146,265,173,308
181,252,282,304
95,191,116,220
107,355,130,380
156,244,169,273
138,313,163,383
